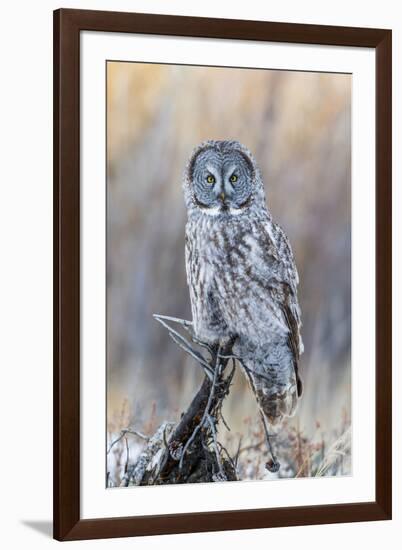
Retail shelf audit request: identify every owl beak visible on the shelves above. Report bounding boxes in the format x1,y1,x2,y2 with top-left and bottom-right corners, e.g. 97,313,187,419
218,191,228,211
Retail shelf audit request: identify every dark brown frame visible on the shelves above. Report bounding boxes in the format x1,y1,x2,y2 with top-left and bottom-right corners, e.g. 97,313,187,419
53,8,392,541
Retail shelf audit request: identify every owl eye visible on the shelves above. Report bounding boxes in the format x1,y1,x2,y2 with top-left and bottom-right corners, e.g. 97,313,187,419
230,174,238,183
206,174,215,184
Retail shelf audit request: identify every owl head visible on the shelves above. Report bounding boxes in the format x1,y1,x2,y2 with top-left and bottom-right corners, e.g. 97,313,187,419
183,140,266,216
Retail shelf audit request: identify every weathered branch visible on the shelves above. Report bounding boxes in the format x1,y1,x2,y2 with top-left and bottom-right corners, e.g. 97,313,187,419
120,314,286,486
125,315,238,485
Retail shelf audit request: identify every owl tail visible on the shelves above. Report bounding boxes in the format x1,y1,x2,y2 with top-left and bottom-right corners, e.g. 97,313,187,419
255,381,298,426
236,341,300,426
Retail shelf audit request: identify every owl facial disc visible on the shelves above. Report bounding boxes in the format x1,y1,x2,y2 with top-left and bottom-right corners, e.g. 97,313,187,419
188,142,255,215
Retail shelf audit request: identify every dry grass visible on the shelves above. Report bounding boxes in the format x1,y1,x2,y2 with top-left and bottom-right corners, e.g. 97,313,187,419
107,399,351,487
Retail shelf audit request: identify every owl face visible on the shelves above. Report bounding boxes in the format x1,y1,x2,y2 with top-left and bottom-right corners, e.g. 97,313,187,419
188,143,255,215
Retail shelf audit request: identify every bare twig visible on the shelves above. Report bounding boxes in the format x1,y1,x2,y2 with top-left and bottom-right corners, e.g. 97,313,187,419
218,441,237,473
241,359,280,472
207,414,226,481
179,347,222,470
234,436,243,469
219,407,231,432
154,313,214,354
168,332,213,379
154,314,214,378
124,436,129,474
260,411,280,472
215,359,236,432
121,422,175,487
107,427,149,455
153,313,193,329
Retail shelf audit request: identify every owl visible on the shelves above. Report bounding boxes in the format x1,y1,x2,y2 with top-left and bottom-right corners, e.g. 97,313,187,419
182,140,303,425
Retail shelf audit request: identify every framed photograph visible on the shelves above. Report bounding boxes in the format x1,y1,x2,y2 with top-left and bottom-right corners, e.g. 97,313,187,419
53,8,392,541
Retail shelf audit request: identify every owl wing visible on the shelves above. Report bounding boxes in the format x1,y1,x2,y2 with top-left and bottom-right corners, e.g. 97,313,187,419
185,224,228,344
184,228,197,324
247,220,303,396
272,222,303,395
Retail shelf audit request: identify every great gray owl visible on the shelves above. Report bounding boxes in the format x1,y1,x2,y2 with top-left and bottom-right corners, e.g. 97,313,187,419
183,140,303,425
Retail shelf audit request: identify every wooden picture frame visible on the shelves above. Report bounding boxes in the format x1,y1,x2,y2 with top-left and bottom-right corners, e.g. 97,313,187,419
53,8,392,541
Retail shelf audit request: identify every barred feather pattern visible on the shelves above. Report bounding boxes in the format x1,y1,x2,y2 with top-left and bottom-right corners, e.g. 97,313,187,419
183,140,303,425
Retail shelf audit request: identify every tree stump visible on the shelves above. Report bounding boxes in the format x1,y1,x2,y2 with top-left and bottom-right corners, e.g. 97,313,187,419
124,331,238,486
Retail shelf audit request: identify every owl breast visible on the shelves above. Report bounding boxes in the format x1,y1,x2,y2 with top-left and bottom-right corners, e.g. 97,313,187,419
185,212,287,346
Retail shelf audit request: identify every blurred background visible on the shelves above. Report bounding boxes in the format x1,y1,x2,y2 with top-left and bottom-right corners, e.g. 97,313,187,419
106,62,351,485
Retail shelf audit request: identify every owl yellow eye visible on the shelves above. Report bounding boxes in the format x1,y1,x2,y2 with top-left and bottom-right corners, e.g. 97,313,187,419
206,175,215,184
230,174,238,183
